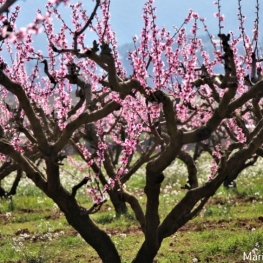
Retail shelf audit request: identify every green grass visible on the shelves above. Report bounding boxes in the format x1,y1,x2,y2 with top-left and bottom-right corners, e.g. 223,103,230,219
1,154,263,262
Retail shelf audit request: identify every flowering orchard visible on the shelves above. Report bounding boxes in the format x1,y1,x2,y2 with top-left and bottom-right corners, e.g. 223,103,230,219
0,0,262,262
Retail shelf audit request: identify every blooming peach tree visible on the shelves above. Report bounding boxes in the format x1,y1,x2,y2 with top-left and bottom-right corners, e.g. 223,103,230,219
0,0,262,262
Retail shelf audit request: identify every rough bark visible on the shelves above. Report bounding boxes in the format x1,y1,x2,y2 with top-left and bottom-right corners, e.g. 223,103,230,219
48,186,121,263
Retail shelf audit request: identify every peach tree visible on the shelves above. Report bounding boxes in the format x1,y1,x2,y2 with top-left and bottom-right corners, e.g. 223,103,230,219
0,0,262,262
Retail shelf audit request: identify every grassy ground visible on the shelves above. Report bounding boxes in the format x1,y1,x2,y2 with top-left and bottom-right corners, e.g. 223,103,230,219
1,154,263,263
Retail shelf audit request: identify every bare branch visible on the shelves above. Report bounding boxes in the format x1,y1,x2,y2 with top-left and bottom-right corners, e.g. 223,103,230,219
0,139,47,191
122,190,146,233
71,177,89,197
0,70,49,151
0,0,17,15
76,1,100,36
41,60,57,89
178,151,198,189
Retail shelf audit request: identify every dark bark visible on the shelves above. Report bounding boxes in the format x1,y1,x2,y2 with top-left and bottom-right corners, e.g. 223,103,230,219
0,184,7,197
132,170,163,263
0,168,23,197
122,190,146,232
42,159,122,263
108,188,128,215
178,151,198,189
8,168,23,196
47,186,121,263
223,155,258,187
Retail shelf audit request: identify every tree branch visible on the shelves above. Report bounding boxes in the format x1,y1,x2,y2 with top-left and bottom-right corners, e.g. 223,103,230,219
0,70,49,151
122,190,146,233
73,0,101,50
0,0,17,15
178,151,198,189
71,177,89,197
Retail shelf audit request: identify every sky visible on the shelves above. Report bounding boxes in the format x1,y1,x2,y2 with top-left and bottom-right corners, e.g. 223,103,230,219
15,0,262,46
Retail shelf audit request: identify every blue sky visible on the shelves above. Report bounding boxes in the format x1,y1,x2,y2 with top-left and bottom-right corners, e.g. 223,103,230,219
15,0,262,46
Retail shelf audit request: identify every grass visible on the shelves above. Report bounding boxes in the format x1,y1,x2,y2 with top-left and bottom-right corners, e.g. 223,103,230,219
1,154,263,262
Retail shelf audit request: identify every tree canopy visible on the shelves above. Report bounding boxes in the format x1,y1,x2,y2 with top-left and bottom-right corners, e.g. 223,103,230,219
0,0,262,262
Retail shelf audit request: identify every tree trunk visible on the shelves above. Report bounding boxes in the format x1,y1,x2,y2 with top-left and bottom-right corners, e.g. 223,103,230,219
132,242,160,263
108,188,128,216
48,186,122,263
44,161,121,263
132,171,164,263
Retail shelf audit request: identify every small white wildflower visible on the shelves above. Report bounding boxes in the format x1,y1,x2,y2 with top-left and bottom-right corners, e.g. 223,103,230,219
5,212,11,217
